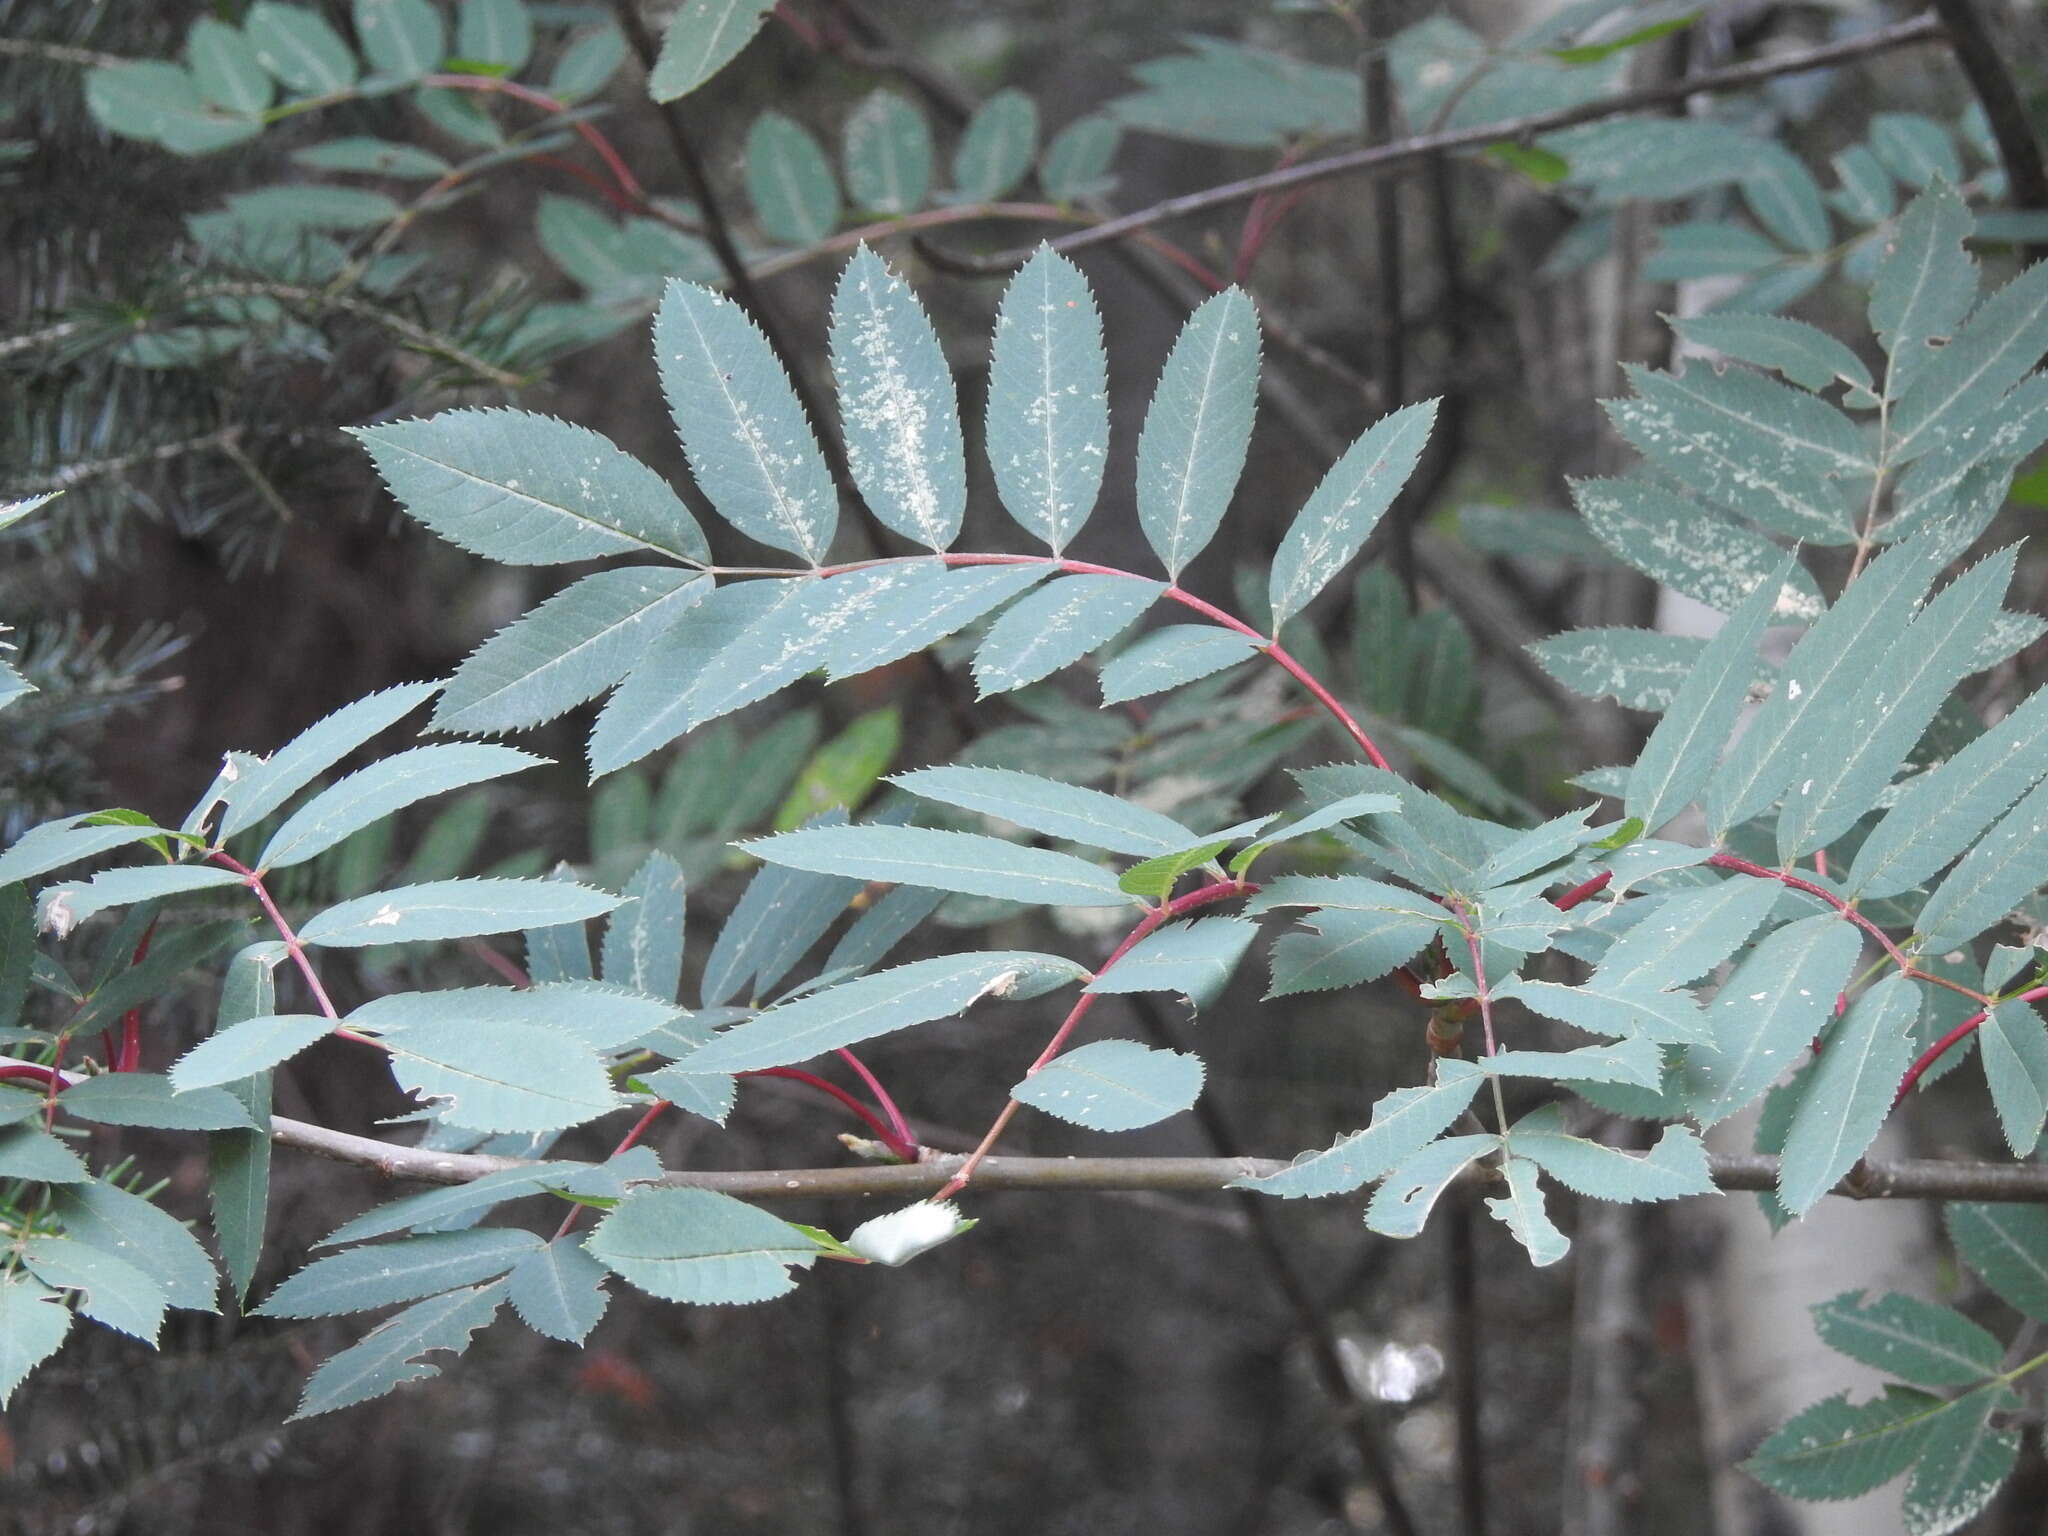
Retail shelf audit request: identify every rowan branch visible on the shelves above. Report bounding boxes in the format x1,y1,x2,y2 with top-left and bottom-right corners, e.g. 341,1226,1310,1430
961,13,1946,270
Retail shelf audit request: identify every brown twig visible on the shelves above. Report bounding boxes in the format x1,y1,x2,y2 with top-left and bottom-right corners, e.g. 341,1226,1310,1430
1927,0,2048,260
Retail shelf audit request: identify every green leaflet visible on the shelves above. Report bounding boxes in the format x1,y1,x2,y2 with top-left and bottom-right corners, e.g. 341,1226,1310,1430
258,743,542,870
298,877,621,947
1235,1063,1482,1198
1745,1386,1945,1501
1099,626,1261,704
1832,145,1895,224
432,569,710,736
587,1187,824,1303
21,1236,167,1343
383,1019,618,1133
350,410,709,568
188,18,274,115
1605,363,1869,544
1945,1203,2048,1322
842,89,933,214
1625,556,1786,833
218,681,440,839
507,1238,610,1343
292,1281,507,1419
1916,774,2048,953
654,280,837,563
205,942,283,1305
1109,36,1357,148
1740,143,1831,253
602,851,687,1004
890,765,1199,857
1870,113,1962,190
1532,629,1730,711
1776,547,2013,861
986,247,1111,553
647,0,776,101
1039,115,1119,200
259,1229,541,1318
52,1180,219,1313
293,137,449,178
1590,877,1782,991
952,90,1038,202
1810,1289,2003,1388
0,1127,91,1183
1485,1156,1570,1267
701,819,860,1007
456,0,531,70
1135,288,1260,578
57,1074,256,1132
1977,1002,2048,1157
1498,976,1710,1047
1266,908,1445,997
355,0,447,80
1899,1384,2021,1536
1574,476,1822,620
86,62,262,155
172,1014,333,1091
321,1152,655,1247
1687,914,1863,1126
739,823,1125,907
1478,1036,1666,1089
1705,535,1947,836
0,816,189,890
245,3,357,94
1473,806,1598,887
1013,1039,1204,1131
824,886,945,976
1235,792,1403,873
0,1274,73,1408
1504,1106,1715,1202
679,951,1085,1074
1870,182,1978,402
746,112,840,245
1083,918,1257,1009
972,574,1162,695
1891,260,2048,464
1847,686,2048,900
1365,1135,1498,1239
1267,400,1437,631
825,563,1050,682
1671,313,1872,395
35,865,242,935
1777,977,1919,1215
830,247,966,550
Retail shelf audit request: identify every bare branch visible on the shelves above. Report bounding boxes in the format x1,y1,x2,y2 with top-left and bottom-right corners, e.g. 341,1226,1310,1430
1927,0,2048,259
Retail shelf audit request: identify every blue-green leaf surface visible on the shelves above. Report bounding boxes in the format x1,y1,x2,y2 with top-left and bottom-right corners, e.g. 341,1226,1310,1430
299,878,621,948
0,1127,91,1183
0,1274,73,1408
259,744,541,870
507,1238,610,1343
603,851,687,1004
384,1019,618,1132
842,89,932,214
260,1230,541,1318
188,18,274,114
1977,1002,2048,1156
245,3,357,94
0,816,188,890
890,766,1198,856
53,1181,218,1312
1945,1203,2048,1322
1745,1387,1945,1501
1084,918,1256,1008
1916,774,2048,952
647,0,776,100
354,0,445,80
1870,182,1978,400
1039,115,1119,199
680,951,1085,1074
172,1014,331,1092
352,411,709,567
1671,313,1873,395
1892,260,2048,462
1778,977,1918,1214
952,89,1038,201
1365,1134,1498,1238
986,247,1110,553
21,1236,167,1343
1135,289,1260,578
58,1074,255,1132
1485,1157,1570,1266
1236,1063,1482,1198
220,682,439,839
1505,1107,1715,1201
738,824,1125,907
35,865,242,935
587,1187,823,1303
1687,915,1863,1126
1099,626,1261,704
1013,1039,1203,1130
457,0,530,68
654,281,837,563
1900,1384,2020,1536
972,574,1161,694
1573,476,1822,619
292,1281,505,1419
1269,400,1437,629
746,112,840,244
1811,1288,2002,1387
322,1154,652,1247
830,247,966,550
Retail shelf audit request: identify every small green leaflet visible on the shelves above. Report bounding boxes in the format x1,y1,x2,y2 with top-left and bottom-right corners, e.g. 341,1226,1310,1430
1135,288,1260,578
85,62,262,156
350,410,710,567
1739,143,1831,253
1809,1289,2003,1388
457,0,532,70
431,569,711,736
0,815,189,890
21,1236,167,1343
1265,908,1449,997
972,574,1161,694
53,1180,219,1312
1745,1386,1945,1502
1687,915,1862,1126
204,940,283,1304
1976,1002,2048,1157
355,0,447,81
1083,918,1257,1009
739,823,1126,907
218,681,439,839
1869,183,1977,402
587,1187,824,1304
841,89,932,215
1233,792,1402,872
679,951,1085,1074
188,18,274,115
57,1074,256,1132
1915,774,2048,952
1013,1040,1203,1131
952,89,1038,201
35,865,242,937
293,137,449,178
1236,1063,1482,1198
321,1153,655,1247
986,247,1110,553
507,1238,610,1343
1625,557,1786,833
747,112,840,245
1039,113,1119,199
1473,806,1598,887
1945,1203,2048,1322
1596,877,1781,992
1573,476,1822,620
1366,1135,1498,1239
1870,112,1962,190
1268,400,1437,630
1671,313,1872,395
1099,626,1261,704
298,877,622,947
351,981,679,1053
259,1229,541,1318
384,1020,618,1132
171,1014,333,1092
1530,626,1716,710
0,1274,73,1408
258,743,542,870
700,827,859,1007
647,0,776,101
654,279,837,564
0,1127,91,1183
822,562,1050,683
829,247,966,551
1117,840,1235,902
602,850,687,1004
1891,260,2048,463
890,765,1199,857
245,3,357,95
1900,1384,2021,1536
1777,976,1918,1215
1504,1106,1715,1201
292,1281,506,1419
1485,1157,1570,1267
1495,975,1710,1047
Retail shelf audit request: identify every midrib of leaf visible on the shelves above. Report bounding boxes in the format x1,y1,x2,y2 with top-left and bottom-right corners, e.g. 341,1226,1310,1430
1896,276,2048,458
444,577,701,725
1830,1309,1994,1378
391,1044,601,1110
1161,315,1233,573
375,440,692,561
